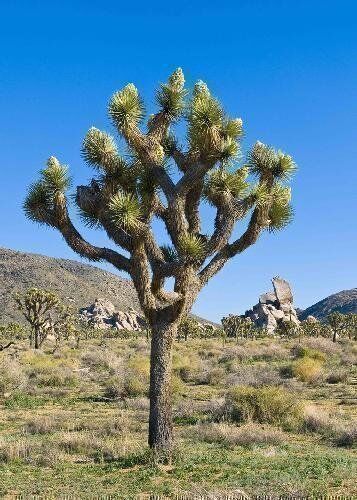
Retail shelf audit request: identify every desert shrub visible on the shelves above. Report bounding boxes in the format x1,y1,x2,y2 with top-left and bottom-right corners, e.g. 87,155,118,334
292,357,323,383
173,352,203,383
124,355,150,397
300,337,341,356
205,367,226,386
303,406,337,434
173,398,224,425
58,432,101,455
325,369,349,384
28,364,79,388
0,358,27,395
303,406,356,447
0,437,61,466
220,342,288,365
191,422,285,447
292,345,326,362
0,438,32,463
246,342,288,362
81,349,121,375
124,397,150,412
226,364,282,387
224,386,302,430
4,392,48,409
23,416,60,434
103,377,123,399
335,426,357,447
104,355,149,398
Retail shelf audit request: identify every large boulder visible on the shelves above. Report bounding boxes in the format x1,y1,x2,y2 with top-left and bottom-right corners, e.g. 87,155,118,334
272,277,293,307
80,299,146,331
243,277,300,333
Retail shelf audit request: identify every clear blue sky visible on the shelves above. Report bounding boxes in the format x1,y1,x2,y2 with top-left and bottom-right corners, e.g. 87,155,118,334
1,1,356,321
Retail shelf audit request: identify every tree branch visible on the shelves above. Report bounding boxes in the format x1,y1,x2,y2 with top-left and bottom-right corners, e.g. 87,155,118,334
52,195,131,273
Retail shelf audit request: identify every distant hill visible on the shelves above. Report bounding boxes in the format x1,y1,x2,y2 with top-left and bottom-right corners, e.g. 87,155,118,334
299,289,357,321
0,247,215,326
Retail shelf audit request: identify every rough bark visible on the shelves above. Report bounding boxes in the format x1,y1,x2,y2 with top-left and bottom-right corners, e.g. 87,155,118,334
148,319,177,457
34,326,41,349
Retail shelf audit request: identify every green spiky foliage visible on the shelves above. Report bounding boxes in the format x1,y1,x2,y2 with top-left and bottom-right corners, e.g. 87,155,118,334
14,288,58,348
221,314,254,340
24,68,296,456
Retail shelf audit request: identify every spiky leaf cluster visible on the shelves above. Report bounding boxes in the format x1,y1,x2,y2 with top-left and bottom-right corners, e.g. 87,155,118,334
248,142,296,180
82,127,120,172
187,81,243,165
160,245,178,263
205,167,248,202
156,68,187,120
178,234,206,261
109,84,144,132
268,185,293,232
109,192,141,230
24,157,70,225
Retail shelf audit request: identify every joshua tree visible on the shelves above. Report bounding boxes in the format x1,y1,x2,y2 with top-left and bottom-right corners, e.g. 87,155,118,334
24,69,296,456
327,311,346,342
14,288,72,349
221,314,254,340
178,316,201,341
345,313,357,340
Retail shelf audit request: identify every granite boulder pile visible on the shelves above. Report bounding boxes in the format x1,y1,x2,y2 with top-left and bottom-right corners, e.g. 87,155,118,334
79,298,146,331
244,277,300,333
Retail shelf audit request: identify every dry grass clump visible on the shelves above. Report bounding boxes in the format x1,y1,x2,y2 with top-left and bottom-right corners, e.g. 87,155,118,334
0,437,62,466
219,342,288,367
205,367,226,386
0,437,32,462
173,352,204,383
103,354,149,398
325,369,349,384
191,422,285,447
0,357,27,395
23,416,62,434
81,349,122,375
245,342,288,362
303,405,338,434
300,337,341,356
124,396,150,411
28,364,79,389
303,405,357,447
334,425,357,447
292,345,326,362
174,398,224,425
226,364,282,387
57,430,143,462
224,386,302,430
292,357,323,383
218,345,249,364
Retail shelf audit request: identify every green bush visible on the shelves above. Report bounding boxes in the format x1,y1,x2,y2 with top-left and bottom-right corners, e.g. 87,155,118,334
225,386,303,430
292,357,323,383
292,345,326,362
4,393,48,409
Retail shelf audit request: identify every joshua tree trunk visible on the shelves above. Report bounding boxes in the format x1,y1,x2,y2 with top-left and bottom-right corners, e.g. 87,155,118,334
148,319,177,456
34,326,41,349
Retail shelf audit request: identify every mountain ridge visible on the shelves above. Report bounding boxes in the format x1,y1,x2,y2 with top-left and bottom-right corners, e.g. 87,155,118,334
0,247,216,326
299,288,357,321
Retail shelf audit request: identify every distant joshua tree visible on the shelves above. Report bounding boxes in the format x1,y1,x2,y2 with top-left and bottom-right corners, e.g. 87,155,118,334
24,69,296,458
327,311,346,342
221,314,254,340
14,288,74,349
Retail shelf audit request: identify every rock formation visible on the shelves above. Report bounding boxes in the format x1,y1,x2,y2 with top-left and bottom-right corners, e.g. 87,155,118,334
244,277,300,333
80,298,146,331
